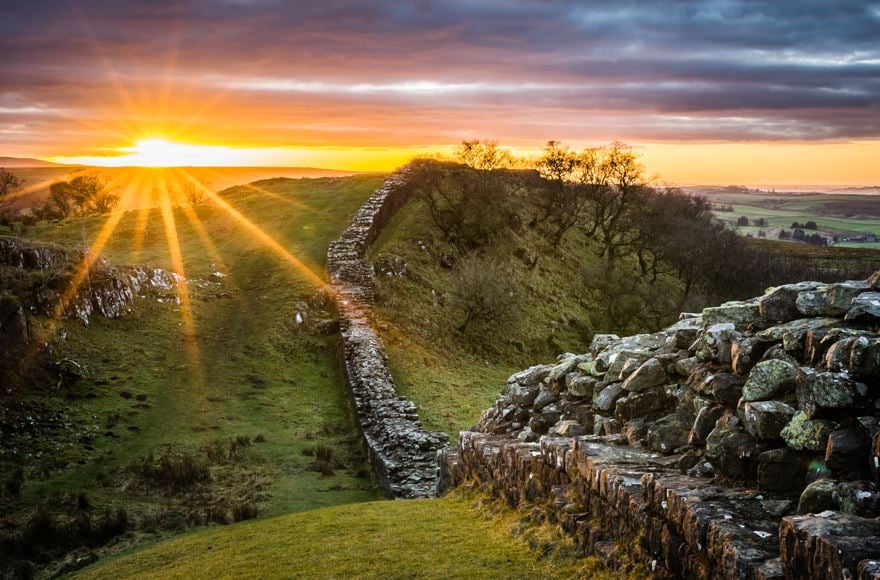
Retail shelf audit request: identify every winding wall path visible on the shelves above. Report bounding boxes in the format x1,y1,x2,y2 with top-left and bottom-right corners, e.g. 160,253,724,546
327,167,447,499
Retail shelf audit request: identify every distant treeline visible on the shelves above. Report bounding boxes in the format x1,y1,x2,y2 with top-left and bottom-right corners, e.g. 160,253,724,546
408,141,873,331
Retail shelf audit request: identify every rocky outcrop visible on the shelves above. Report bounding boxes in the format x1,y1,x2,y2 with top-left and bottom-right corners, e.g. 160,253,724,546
327,168,447,499
440,273,880,578
0,236,181,326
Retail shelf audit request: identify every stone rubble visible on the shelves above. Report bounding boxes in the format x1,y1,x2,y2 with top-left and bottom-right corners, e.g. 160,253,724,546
327,167,447,499
440,273,880,578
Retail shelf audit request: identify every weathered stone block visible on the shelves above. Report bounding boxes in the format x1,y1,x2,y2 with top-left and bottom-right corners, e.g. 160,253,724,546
742,359,798,402
825,428,868,473
781,411,835,452
621,357,666,392
741,400,796,440
757,448,806,493
796,367,868,416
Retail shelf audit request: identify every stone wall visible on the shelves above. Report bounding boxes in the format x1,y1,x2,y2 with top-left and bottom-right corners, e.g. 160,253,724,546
327,168,447,499
440,273,880,578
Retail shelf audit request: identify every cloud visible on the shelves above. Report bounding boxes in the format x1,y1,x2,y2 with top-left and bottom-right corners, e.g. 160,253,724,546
1,0,879,154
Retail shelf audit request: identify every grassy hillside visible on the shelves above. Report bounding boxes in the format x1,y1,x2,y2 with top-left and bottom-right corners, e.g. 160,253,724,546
76,492,616,579
367,193,683,436
0,166,360,214
1,174,386,573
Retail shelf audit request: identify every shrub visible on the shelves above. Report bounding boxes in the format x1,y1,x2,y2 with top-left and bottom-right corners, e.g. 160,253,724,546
125,449,211,493
448,254,521,334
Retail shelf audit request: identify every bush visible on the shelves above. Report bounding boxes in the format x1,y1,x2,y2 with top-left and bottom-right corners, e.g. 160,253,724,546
125,449,211,493
448,254,521,334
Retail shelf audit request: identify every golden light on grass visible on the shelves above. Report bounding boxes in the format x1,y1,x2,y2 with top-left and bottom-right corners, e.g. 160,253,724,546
155,172,205,391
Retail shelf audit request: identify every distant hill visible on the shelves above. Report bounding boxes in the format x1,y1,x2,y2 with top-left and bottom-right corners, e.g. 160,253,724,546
0,156,68,167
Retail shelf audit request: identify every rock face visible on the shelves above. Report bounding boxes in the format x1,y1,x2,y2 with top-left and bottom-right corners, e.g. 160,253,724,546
0,236,182,326
439,273,880,578
327,168,447,499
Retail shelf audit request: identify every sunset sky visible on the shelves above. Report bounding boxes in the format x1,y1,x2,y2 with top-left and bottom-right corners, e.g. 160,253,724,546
2,0,879,184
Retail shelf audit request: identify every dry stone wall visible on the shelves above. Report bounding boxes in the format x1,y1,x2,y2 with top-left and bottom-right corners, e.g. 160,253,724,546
440,272,880,579
327,167,447,499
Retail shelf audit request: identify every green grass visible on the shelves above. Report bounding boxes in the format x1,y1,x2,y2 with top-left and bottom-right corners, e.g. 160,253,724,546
366,194,687,437
3,174,387,550
706,190,880,241
76,493,616,580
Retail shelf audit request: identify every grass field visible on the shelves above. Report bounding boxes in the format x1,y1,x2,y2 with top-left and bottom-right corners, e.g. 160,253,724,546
1,166,359,213
1,174,389,572
688,186,880,244
75,492,618,580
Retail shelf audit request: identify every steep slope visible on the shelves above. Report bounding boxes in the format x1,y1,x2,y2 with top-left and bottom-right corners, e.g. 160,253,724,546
1,175,385,575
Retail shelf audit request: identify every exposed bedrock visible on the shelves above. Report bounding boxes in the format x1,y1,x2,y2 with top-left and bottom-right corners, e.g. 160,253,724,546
0,236,183,326
327,168,447,499
440,272,880,578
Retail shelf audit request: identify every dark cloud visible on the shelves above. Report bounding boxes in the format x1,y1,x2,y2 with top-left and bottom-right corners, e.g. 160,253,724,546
1,0,879,153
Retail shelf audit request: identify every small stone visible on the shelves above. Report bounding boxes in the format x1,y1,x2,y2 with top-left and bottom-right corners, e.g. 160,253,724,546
797,478,838,514
556,420,587,437
689,404,724,445
796,289,828,316
718,431,759,480
671,356,700,377
566,375,596,399
621,358,666,393
709,372,745,407
532,388,557,412
781,411,835,452
614,389,672,421
761,499,794,517
758,448,806,493
741,400,797,440
834,480,880,517
528,411,559,435
702,301,761,330
760,283,821,323
646,417,689,455
705,413,741,461
508,364,553,386
731,337,772,376
687,460,715,478
796,367,868,416
593,382,625,412
742,359,798,402
678,450,701,473
845,291,880,322
508,384,540,406
825,428,868,473
826,280,870,315
589,334,620,356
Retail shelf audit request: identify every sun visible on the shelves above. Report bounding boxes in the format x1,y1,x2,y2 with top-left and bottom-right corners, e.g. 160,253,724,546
126,137,243,167
130,138,186,167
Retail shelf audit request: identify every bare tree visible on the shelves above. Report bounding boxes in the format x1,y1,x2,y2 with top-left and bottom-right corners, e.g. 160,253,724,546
410,158,519,251
0,168,24,210
448,254,521,334
455,139,512,171
581,142,648,270
533,141,600,247
182,181,209,205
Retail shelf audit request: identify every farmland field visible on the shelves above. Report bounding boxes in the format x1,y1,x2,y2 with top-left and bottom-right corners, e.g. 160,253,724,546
683,186,880,247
